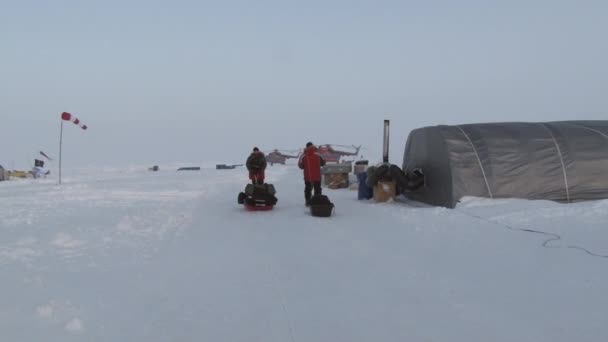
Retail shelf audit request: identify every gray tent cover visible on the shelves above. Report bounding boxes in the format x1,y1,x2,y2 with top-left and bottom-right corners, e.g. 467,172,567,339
402,121,608,208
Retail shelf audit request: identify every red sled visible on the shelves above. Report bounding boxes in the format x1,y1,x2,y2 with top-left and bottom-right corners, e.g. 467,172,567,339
245,203,274,211
238,191,277,211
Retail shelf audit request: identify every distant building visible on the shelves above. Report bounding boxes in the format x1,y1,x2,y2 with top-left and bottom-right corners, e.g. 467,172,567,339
0,165,7,181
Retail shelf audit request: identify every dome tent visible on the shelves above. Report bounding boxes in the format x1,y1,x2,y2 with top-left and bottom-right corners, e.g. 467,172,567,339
402,121,608,208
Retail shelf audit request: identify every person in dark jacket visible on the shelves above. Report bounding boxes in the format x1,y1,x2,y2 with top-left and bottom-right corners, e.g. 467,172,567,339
246,147,267,185
298,142,326,206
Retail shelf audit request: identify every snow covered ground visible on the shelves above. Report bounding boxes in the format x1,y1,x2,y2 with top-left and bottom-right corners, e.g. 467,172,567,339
1,164,607,342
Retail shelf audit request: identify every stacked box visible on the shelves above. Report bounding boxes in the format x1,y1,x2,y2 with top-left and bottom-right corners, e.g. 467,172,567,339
324,173,349,189
354,160,369,174
322,164,352,174
373,180,396,202
322,163,351,189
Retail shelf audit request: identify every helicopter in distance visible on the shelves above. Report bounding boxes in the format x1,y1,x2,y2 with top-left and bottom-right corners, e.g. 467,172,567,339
266,149,301,166
317,144,362,163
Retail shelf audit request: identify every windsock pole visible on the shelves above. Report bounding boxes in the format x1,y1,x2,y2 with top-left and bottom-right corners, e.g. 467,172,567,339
58,112,88,185
59,120,63,184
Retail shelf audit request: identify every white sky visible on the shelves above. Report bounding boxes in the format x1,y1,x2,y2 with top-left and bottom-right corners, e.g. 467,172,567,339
1,0,606,168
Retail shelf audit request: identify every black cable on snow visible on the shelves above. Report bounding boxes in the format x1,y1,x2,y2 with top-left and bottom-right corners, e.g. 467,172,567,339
456,209,608,259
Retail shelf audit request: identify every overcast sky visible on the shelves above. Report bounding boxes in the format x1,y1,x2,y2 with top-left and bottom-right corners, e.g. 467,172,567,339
1,0,606,168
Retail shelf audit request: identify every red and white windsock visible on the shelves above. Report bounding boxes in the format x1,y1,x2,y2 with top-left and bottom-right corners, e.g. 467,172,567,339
61,112,88,130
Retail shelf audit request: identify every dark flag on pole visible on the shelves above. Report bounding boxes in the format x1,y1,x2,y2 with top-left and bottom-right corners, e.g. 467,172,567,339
40,151,53,161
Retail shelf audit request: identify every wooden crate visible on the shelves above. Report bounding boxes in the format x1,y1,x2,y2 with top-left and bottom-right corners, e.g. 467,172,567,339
324,173,349,189
373,180,396,202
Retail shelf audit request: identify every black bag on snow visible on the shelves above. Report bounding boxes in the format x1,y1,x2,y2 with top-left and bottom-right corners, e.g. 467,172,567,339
309,194,334,217
366,164,391,188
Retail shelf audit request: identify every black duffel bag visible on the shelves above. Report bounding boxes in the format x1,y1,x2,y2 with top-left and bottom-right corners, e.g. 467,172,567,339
309,194,334,217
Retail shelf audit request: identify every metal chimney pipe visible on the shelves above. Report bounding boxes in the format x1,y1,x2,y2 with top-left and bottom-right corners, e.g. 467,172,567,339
383,120,390,163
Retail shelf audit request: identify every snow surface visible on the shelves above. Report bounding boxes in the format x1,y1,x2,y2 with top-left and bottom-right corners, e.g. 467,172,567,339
1,165,607,341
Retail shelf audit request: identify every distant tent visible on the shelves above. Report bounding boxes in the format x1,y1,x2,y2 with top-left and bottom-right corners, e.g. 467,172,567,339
402,121,608,208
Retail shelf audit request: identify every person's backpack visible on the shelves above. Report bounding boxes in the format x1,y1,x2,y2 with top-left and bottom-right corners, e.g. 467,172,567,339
248,154,265,170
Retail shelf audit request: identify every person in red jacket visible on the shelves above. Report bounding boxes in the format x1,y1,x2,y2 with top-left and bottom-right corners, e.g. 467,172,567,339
246,147,267,185
298,142,326,206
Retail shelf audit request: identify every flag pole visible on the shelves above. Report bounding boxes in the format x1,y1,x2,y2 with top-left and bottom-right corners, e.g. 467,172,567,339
59,119,63,184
